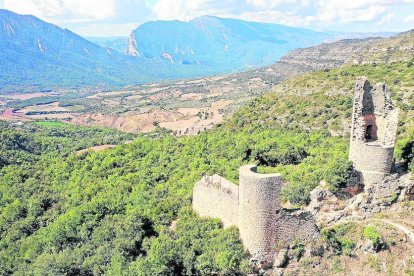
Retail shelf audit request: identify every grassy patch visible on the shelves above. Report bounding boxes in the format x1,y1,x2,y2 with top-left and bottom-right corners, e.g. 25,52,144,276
33,121,68,127
367,255,382,272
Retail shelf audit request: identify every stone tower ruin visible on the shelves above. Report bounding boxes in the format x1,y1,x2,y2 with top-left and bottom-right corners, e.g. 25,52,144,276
349,77,399,187
238,165,282,261
192,165,319,263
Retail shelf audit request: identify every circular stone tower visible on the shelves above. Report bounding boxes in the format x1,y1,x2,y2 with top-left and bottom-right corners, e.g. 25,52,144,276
238,165,284,262
349,77,399,187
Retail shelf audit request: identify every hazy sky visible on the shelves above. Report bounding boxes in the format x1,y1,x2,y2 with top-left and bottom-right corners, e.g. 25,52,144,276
1,0,414,37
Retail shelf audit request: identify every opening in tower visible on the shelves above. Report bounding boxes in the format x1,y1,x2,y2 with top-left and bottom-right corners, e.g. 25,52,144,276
365,125,374,141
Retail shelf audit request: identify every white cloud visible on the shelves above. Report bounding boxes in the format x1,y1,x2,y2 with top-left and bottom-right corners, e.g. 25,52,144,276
152,0,239,21
246,0,300,9
2,0,414,36
317,5,386,23
151,0,309,21
3,0,115,22
152,0,414,27
404,14,414,22
313,0,414,24
2,0,153,36
3,0,152,23
378,12,396,24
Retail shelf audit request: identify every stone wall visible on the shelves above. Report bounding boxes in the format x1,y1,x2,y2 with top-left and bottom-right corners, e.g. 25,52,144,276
276,210,320,244
192,174,239,228
349,142,394,173
192,165,320,264
384,109,399,147
350,77,371,142
349,77,399,187
239,165,283,262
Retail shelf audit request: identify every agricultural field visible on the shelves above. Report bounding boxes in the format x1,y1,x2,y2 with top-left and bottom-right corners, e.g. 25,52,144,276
0,66,290,135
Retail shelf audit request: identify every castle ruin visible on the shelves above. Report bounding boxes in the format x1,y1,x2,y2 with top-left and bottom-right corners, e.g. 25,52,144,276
192,165,319,263
192,77,400,265
349,77,399,187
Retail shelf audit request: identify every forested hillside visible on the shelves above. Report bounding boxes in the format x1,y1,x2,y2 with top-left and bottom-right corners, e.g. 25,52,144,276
1,62,414,275
0,118,353,275
228,60,414,166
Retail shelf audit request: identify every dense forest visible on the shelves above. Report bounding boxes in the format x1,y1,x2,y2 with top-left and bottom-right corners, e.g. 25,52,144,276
1,61,414,275
0,120,353,275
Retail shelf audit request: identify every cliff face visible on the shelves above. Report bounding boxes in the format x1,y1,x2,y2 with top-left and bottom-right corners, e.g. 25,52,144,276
0,9,169,90
127,32,140,57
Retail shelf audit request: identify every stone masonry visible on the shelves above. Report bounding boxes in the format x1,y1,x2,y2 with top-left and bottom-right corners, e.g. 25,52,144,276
239,165,282,262
193,174,239,228
192,165,319,263
192,77,401,267
349,77,399,187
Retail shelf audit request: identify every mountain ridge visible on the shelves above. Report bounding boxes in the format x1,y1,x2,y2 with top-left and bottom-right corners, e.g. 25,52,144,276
127,15,333,70
0,9,220,93
0,9,407,94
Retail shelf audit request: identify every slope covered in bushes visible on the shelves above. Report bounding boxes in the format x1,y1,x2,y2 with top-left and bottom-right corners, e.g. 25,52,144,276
227,60,414,168
0,120,351,275
1,61,413,275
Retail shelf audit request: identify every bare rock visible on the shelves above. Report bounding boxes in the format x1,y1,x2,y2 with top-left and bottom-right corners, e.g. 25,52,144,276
271,268,284,276
310,188,329,202
364,238,385,253
305,241,325,257
273,249,288,268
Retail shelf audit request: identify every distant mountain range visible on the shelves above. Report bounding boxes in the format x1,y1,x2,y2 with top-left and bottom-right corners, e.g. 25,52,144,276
0,9,393,93
125,16,333,70
86,36,129,55
0,9,219,92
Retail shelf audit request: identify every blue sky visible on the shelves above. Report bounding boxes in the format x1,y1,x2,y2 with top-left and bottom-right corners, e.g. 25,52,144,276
0,0,413,37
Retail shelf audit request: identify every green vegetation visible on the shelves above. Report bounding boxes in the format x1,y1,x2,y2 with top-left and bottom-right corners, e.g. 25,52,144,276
0,122,133,169
5,92,91,109
331,257,344,273
32,121,68,127
227,61,414,172
0,118,351,274
321,223,357,256
363,226,382,248
291,240,305,260
367,255,382,272
1,59,413,274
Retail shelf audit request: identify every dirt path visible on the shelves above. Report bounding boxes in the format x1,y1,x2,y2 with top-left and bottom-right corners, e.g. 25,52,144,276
370,219,414,243
334,218,414,243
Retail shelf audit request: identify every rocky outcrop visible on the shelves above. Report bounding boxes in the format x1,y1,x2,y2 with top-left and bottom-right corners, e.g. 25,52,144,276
308,173,414,225
126,15,333,71
360,173,414,213
127,32,140,57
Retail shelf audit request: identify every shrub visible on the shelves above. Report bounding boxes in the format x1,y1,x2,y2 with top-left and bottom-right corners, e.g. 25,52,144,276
321,223,357,256
363,226,381,248
291,240,305,260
